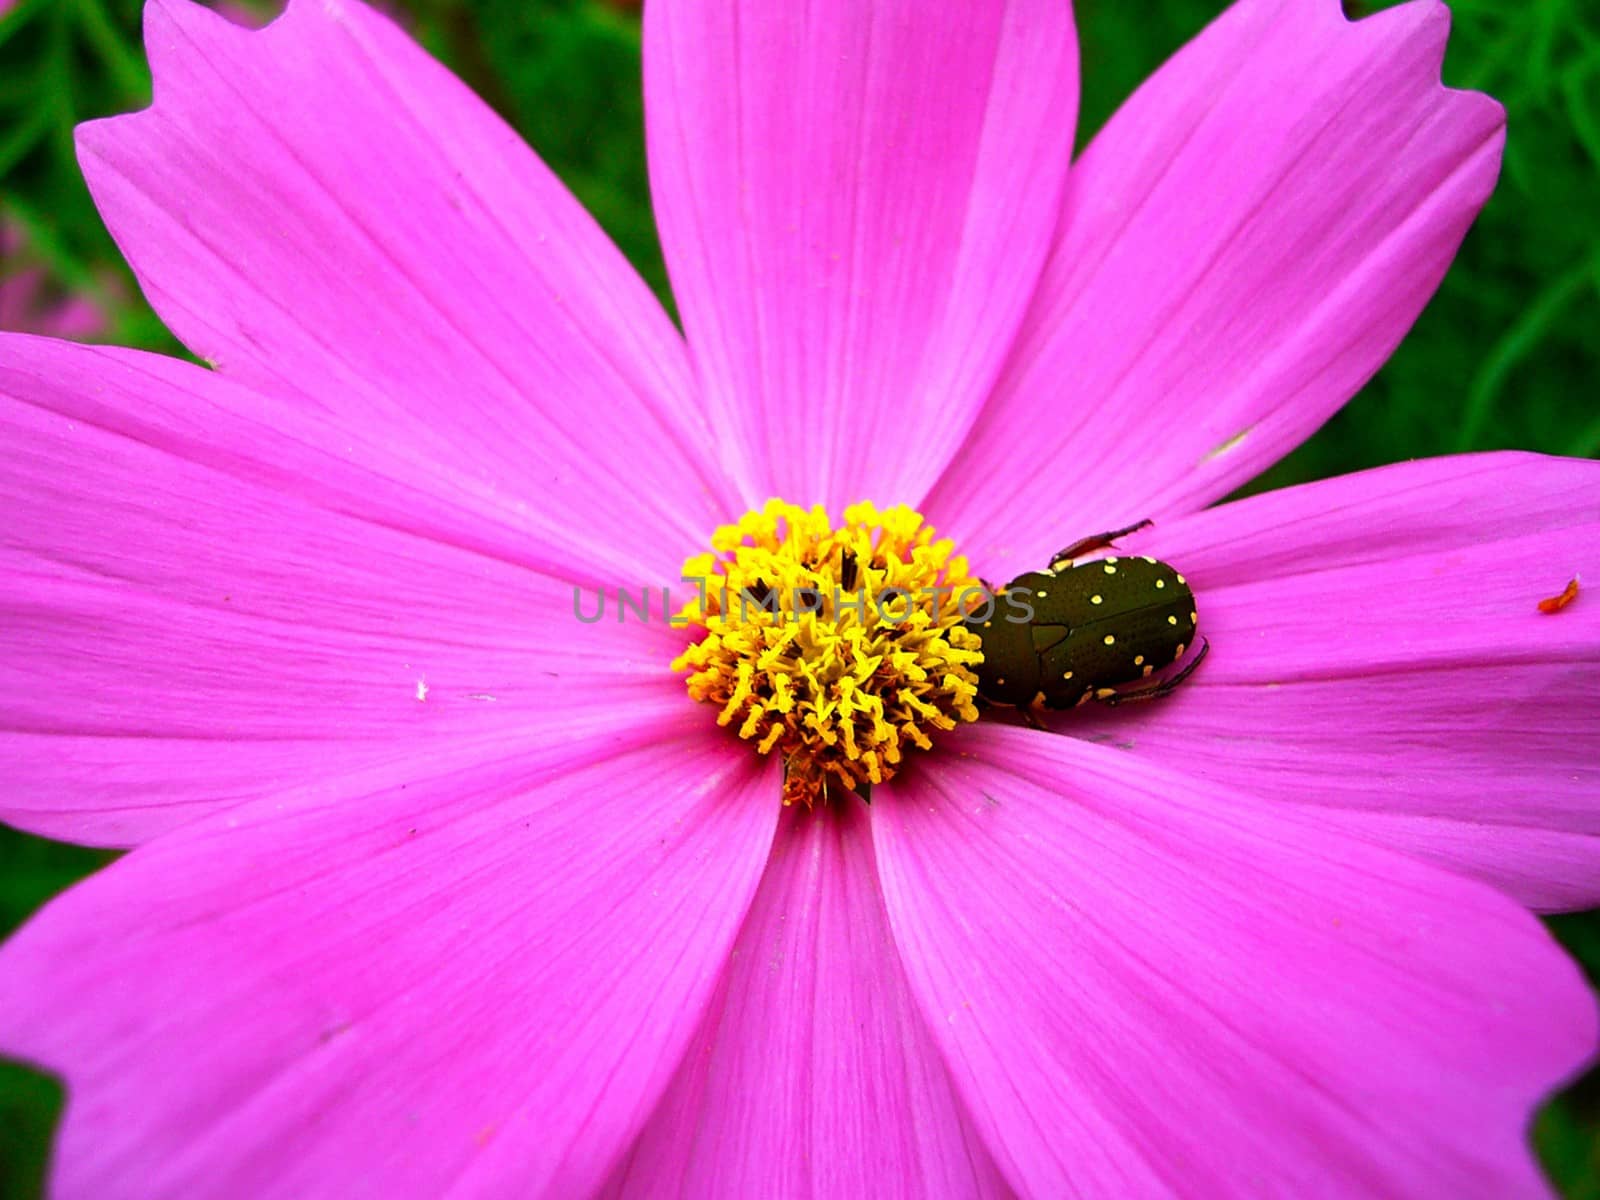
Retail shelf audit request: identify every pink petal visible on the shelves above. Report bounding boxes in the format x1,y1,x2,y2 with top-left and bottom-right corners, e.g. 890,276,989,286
1066,452,1600,911
0,335,690,846
605,802,1011,1200
39,294,113,342
643,0,1079,511
78,0,733,571
929,0,1505,565
1,216,114,342
876,725,1596,1198
0,731,780,1200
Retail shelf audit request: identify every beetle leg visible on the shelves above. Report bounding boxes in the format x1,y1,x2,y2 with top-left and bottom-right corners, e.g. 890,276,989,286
1097,638,1209,706
1018,701,1049,731
1049,519,1154,570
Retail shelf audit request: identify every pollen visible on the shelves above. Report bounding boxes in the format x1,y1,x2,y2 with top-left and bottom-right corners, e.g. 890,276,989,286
671,500,983,807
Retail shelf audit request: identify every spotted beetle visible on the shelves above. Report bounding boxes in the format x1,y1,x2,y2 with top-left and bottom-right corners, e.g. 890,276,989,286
966,521,1207,715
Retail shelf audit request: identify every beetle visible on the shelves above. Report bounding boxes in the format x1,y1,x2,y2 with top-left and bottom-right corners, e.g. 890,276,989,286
965,520,1207,716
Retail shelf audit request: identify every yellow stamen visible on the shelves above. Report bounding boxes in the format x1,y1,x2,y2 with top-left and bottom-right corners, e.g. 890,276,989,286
672,500,983,806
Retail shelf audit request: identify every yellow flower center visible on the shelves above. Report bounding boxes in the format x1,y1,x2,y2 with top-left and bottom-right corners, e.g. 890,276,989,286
672,500,985,806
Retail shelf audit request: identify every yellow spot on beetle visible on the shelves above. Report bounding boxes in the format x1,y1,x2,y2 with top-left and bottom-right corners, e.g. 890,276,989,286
1134,655,1145,666
1167,615,1178,625
1155,579,1166,589
1103,564,1117,575
1091,594,1103,604
1103,634,1116,645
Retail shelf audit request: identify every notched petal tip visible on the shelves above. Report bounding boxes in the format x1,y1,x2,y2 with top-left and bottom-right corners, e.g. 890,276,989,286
142,0,252,74
929,0,1511,552
1346,0,1507,122
133,0,364,111
73,0,261,170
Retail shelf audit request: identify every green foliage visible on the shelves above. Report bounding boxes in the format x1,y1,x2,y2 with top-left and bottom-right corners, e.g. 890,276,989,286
0,828,111,1196
0,0,1596,1194
0,0,179,351
0,1060,64,1200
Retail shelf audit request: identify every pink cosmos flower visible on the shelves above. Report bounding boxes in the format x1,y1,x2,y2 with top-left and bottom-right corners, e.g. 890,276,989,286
0,219,120,342
1,0,1597,1196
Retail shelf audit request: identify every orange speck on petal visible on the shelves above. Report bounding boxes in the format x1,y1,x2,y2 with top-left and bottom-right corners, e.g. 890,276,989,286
1537,576,1580,614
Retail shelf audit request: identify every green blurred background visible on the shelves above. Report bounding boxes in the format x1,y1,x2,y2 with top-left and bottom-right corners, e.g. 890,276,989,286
0,0,1596,1194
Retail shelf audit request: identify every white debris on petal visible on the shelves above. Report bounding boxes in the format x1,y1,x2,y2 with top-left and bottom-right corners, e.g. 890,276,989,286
415,678,429,702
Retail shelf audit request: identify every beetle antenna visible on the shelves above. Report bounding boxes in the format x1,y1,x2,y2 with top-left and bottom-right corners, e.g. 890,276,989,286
1049,519,1154,571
